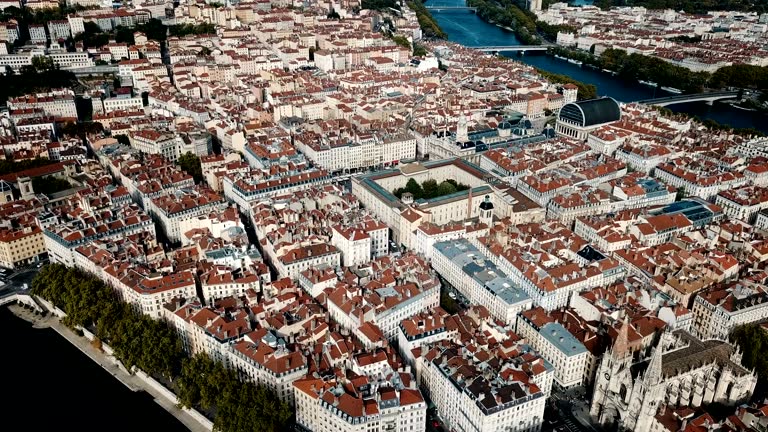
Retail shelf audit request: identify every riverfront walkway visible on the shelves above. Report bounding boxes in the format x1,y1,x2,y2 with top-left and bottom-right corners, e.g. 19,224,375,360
7,304,211,432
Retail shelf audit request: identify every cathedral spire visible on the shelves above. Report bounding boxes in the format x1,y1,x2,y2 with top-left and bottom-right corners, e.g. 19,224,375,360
612,316,631,358
645,345,664,386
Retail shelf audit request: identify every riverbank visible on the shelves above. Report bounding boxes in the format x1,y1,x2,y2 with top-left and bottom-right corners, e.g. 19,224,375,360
0,305,190,431
6,302,212,432
467,0,541,45
425,1,768,132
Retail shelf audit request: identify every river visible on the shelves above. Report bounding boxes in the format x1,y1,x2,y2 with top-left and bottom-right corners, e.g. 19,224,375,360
426,0,768,132
0,307,188,432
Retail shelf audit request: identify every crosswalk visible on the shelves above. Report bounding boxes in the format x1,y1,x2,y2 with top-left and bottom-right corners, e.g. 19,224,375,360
563,417,582,432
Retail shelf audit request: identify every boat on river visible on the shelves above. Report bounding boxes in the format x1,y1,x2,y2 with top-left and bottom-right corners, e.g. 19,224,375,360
660,86,682,94
638,80,658,87
567,58,583,65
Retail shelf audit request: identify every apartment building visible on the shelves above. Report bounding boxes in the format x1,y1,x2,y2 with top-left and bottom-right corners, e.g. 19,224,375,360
148,187,228,243
516,308,590,389
230,330,308,405
417,340,547,432
275,243,341,280
715,186,768,223
293,366,426,432
8,89,78,120
129,129,180,161
0,225,46,269
692,279,768,340
432,239,532,325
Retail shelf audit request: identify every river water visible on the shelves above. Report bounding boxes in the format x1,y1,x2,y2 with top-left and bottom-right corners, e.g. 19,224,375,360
426,0,768,132
0,307,188,432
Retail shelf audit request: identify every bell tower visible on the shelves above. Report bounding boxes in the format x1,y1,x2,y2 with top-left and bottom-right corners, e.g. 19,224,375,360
479,195,494,226
590,318,635,428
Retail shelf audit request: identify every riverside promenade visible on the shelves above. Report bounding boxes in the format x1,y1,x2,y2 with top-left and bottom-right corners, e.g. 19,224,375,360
8,303,211,432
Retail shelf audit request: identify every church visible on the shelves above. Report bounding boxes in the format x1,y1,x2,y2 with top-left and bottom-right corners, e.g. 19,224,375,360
590,321,757,432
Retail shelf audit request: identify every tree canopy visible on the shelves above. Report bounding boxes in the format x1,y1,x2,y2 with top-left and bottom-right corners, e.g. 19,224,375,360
393,178,470,200
31,264,294,432
177,152,204,184
731,323,768,393
535,68,598,100
113,134,131,146
168,23,216,38
406,1,447,39
361,0,400,11
468,0,541,45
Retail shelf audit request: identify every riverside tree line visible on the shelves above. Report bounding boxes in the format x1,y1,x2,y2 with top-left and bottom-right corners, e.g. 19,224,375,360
31,264,292,432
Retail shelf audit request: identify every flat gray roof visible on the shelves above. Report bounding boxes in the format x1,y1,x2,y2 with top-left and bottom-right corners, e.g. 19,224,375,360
434,239,529,306
540,322,587,357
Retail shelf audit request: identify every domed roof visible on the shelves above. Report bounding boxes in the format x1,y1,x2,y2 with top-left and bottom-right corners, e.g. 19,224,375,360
479,195,494,210
559,97,621,128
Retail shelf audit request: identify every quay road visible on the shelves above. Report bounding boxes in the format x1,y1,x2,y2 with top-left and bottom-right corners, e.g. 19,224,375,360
0,259,44,297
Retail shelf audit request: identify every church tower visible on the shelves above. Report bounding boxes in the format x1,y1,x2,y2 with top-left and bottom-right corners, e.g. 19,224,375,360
629,346,666,432
479,195,494,226
590,319,635,428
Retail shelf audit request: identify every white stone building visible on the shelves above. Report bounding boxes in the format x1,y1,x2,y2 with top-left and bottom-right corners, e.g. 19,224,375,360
431,239,532,326
516,310,590,389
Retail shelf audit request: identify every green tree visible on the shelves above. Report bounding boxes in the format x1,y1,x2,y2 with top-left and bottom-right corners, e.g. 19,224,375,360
406,1,447,39
404,178,423,199
135,19,167,41
0,67,78,105
391,35,411,50
731,323,768,388
436,181,457,197
177,152,204,184
440,289,459,314
422,179,439,199
413,43,428,57
361,0,399,11
31,55,55,72
114,26,136,45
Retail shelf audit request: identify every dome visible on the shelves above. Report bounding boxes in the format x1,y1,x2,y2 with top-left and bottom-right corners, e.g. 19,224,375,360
559,97,621,128
479,195,494,211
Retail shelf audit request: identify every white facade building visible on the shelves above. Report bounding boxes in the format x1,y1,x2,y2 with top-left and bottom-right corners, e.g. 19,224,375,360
516,311,590,389
432,239,532,325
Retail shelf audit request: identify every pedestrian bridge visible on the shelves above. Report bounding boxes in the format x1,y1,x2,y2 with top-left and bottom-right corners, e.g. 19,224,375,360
0,292,43,312
470,45,551,52
637,91,740,107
